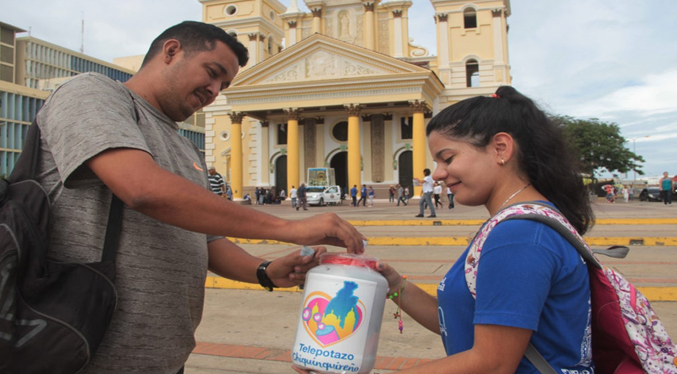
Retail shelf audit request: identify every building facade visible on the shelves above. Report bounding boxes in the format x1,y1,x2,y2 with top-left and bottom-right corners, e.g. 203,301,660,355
15,36,135,90
200,0,512,200
0,21,208,175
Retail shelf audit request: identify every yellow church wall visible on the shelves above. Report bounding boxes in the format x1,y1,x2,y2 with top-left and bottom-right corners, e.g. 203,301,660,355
204,1,255,22
211,114,234,176
449,19,494,61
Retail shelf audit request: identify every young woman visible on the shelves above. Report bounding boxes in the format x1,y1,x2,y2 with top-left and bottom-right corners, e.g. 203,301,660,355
293,86,595,374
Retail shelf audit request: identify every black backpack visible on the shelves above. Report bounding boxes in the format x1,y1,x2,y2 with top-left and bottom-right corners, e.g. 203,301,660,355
0,121,122,373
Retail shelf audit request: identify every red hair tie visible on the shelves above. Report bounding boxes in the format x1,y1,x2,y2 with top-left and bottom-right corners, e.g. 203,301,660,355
491,94,500,98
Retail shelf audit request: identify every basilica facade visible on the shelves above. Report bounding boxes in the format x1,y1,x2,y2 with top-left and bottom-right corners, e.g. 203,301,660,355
198,0,511,199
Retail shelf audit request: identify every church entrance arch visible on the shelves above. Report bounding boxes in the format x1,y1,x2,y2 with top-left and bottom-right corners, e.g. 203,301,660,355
275,155,287,195
398,150,413,192
329,151,348,195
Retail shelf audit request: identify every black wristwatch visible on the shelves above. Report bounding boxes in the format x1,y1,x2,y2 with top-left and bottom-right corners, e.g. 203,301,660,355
256,261,277,292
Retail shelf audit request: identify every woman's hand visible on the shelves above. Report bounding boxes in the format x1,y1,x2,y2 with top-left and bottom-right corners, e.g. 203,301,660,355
377,261,404,295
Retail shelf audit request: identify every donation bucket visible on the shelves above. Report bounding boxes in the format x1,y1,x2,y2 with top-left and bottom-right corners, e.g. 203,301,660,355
291,253,388,374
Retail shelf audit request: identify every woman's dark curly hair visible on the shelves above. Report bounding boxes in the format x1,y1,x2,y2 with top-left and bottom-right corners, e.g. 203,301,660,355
426,86,594,234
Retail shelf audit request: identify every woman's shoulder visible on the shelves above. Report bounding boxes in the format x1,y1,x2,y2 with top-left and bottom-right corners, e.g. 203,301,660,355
485,219,574,256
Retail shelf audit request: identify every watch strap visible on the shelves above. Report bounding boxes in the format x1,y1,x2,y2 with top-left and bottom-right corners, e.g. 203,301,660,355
256,261,277,292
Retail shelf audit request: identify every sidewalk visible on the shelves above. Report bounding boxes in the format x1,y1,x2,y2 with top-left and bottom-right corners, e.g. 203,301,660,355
187,199,677,373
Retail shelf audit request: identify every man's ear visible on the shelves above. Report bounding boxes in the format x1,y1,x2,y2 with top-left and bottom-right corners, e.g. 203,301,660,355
163,39,182,64
492,132,515,163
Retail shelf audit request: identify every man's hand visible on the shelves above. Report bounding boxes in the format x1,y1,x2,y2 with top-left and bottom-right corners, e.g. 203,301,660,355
282,213,366,254
266,246,327,287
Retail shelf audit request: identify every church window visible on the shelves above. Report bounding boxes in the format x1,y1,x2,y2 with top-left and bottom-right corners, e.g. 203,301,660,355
464,8,477,29
277,123,287,145
225,5,238,16
400,116,413,140
332,121,348,142
466,59,479,88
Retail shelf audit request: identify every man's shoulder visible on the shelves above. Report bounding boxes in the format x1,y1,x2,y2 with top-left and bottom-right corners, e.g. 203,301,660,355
41,73,129,114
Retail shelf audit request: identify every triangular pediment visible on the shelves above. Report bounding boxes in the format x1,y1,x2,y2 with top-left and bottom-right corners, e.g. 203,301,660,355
232,34,429,87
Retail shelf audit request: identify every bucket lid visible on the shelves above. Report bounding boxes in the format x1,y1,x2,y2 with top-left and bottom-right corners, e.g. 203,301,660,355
319,253,379,270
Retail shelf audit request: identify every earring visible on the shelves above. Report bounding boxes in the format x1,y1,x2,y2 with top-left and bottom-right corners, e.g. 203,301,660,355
500,159,506,166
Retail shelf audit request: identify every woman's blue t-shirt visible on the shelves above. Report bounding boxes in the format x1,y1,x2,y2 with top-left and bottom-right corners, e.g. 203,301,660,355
437,218,593,373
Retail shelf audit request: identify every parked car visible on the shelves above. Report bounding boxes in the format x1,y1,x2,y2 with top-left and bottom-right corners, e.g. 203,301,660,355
640,186,676,201
306,185,342,206
639,187,662,202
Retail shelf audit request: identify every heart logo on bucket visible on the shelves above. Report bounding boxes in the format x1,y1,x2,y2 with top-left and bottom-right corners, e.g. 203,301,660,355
301,285,366,347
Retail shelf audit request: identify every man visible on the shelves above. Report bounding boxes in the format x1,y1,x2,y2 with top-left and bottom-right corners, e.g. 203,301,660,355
296,183,308,211
208,167,225,195
414,168,437,217
396,184,407,206
433,181,443,208
350,184,358,206
659,171,674,205
289,185,297,209
357,184,367,207
33,21,364,373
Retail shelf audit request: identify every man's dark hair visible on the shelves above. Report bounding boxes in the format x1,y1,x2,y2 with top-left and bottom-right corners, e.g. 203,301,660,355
141,21,249,68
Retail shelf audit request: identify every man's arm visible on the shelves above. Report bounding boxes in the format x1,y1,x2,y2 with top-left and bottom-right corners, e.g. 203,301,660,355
207,238,325,287
85,148,365,253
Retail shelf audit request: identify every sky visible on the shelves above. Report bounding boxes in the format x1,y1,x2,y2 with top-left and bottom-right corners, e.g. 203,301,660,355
4,0,676,180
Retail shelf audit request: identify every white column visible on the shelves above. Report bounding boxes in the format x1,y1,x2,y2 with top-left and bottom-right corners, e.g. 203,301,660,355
438,14,450,68
393,10,403,58
491,9,507,83
248,34,258,66
288,21,298,46
259,34,266,61
364,3,375,50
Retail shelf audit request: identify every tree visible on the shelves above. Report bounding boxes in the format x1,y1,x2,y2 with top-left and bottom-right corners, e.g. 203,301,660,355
552,115,644,178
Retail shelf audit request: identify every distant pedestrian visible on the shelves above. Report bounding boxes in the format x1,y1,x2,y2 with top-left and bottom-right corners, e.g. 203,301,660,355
368,186,375,207
254,187,261,205
433,182,443,208
350,185,358,206
208,167,225,196
290,185,297,209
659,172,674,205
404,186,410,204
414,169,436,218
297,183,308,211
396,184,407,206
447,186,455,209
389,185,395,203
357,184,367,207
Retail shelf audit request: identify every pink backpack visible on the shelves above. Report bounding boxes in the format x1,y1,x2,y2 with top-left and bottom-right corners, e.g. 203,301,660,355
465,202,677,374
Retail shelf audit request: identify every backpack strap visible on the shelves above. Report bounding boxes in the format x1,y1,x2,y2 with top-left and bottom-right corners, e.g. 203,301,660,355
525,344,559,374
101,195,123,269
22,119,124,272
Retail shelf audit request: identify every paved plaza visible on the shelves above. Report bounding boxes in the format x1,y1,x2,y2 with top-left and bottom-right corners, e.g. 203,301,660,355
187,199,677,373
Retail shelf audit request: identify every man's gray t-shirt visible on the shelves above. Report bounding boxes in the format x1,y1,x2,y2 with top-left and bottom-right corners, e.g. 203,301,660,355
36,73,211,373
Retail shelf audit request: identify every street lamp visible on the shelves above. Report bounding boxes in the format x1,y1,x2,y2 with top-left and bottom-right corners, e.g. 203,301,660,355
627,135,650,192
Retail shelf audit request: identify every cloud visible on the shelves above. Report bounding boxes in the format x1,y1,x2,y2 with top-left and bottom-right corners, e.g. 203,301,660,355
570,69,677,118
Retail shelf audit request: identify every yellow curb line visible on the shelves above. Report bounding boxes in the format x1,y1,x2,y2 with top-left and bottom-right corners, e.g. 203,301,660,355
228,237,677,247
346,219,677,226
205,277,677,302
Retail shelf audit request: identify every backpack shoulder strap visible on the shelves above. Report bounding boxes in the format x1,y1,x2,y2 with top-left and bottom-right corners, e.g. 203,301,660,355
465,202,602,298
